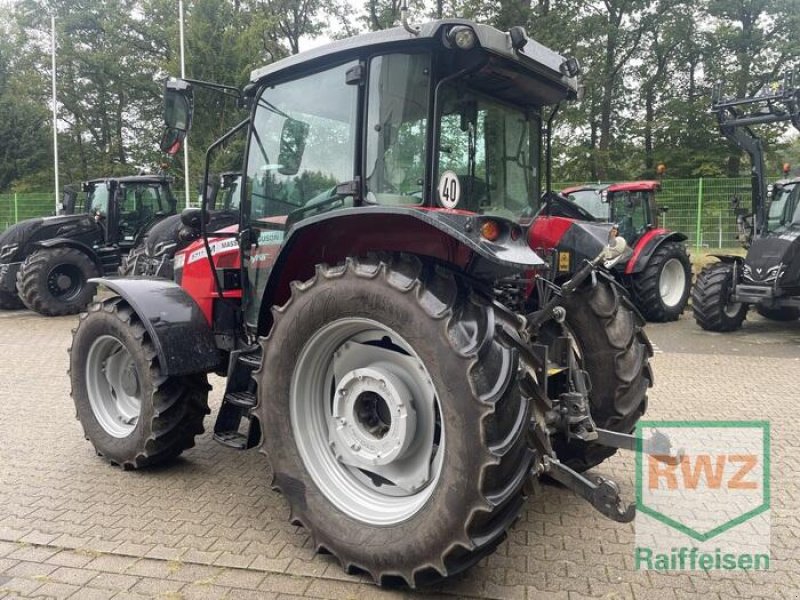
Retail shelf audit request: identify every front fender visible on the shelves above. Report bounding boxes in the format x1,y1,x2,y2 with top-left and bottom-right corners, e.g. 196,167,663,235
707,254,744,265
89,277,221,376
624,230,688,275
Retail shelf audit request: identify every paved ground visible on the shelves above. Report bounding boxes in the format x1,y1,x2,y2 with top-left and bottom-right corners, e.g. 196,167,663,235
0,306,797,599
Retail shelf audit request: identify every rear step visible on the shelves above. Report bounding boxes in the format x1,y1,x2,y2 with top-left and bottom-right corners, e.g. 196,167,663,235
213,350,262,450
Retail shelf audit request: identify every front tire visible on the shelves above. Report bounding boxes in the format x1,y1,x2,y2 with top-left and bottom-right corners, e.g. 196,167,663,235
692,262,748,332
17,247,100,316
630,241,691,322
256,255,531,587
70,298,210,469
551,276,652,472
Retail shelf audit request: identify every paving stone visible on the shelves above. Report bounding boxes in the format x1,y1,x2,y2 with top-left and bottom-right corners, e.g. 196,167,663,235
0,290,798,600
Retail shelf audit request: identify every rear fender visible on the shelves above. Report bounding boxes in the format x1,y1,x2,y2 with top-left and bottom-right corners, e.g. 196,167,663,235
89,277,221,376
624,230,688,275
33,238,103,272
254,207,545,335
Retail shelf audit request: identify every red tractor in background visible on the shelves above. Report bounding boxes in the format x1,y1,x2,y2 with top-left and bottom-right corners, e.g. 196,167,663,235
530,180,692,322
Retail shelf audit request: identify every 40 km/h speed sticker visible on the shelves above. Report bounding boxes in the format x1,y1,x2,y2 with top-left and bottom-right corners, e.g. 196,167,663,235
438,170,461,209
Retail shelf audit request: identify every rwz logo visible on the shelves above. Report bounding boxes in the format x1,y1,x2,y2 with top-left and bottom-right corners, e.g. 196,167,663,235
636,421,769,541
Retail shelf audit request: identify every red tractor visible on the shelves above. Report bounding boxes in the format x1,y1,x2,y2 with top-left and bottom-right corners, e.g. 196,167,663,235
533,180,692,322
67,18,670,586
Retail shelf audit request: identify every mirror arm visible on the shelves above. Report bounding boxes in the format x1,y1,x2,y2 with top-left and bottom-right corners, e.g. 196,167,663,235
180,77,241,100
200,118,250,301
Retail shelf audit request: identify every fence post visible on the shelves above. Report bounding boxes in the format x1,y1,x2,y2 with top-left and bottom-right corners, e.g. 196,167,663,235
695,178,703,248
14,193,18,224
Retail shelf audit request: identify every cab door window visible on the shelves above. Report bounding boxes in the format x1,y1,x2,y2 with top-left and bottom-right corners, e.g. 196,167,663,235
364,53,431,206
246,61,358,222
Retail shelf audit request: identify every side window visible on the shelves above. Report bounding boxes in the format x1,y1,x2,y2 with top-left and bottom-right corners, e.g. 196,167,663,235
119,185,159,239
365,53,430,205
612,192,648,240
87,185,109,216
247,62,358,221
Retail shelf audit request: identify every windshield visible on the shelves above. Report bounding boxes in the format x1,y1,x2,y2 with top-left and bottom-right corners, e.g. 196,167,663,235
435,85,540,219
565,189,609,220
768,183,800,232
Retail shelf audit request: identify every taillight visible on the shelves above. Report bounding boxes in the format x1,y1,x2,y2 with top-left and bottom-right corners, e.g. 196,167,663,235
480,220,501,242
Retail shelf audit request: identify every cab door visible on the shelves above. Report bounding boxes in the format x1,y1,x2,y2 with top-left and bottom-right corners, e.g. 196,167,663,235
241,61,360,332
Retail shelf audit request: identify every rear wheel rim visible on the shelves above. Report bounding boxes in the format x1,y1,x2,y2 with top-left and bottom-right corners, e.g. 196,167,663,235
659,258,686,307
47,264,83,300
290,318,444,526
86,335,142,438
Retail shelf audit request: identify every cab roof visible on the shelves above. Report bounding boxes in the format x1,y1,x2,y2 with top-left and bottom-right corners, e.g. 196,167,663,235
250,19,578,104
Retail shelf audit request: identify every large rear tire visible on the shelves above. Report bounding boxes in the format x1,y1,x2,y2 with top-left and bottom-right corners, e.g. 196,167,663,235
692,262,747,332
17,247,100,316
118,247,144,276
551,276,652,472
630,240,691,322
70,298,210,469
755,305,800,321
0,289,24,310
256,255,531,587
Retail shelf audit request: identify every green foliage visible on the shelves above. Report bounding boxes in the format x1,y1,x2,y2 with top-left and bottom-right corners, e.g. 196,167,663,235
0,0,797,193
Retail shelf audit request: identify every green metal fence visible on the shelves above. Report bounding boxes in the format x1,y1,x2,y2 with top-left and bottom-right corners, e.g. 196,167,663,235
0,178,763,249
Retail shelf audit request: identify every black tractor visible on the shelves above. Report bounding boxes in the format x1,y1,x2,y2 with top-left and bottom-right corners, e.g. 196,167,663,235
693,71,800,331
119,171,241,279
0,175,176,316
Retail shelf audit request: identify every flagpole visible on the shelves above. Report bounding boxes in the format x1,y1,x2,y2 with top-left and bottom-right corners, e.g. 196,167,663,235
51,14,59,211
179,0,190,209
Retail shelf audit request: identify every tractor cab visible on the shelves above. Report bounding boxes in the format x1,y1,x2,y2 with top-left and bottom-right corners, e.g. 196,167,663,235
562,181,661,246
605,181,661,245
82,176,177,247
767,178,800,233
162,19,583,331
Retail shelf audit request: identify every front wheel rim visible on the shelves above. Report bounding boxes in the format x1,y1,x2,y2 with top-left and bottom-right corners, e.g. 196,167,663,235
86,335,142,438
290,318,444,526
659,258,686,307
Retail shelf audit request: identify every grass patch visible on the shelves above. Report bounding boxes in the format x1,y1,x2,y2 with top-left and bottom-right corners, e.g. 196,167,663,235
689,247,746,275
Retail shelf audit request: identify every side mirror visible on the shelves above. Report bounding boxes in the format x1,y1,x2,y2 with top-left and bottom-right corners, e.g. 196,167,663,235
160,79,193,155
180,207,209,230
278,118,309,176
160,128,186,156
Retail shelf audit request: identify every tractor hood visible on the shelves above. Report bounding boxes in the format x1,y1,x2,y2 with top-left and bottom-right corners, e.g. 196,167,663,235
140,214,183,256
529,216,616,273
744,228,800,287
0,214,99,263
138,210,241,258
